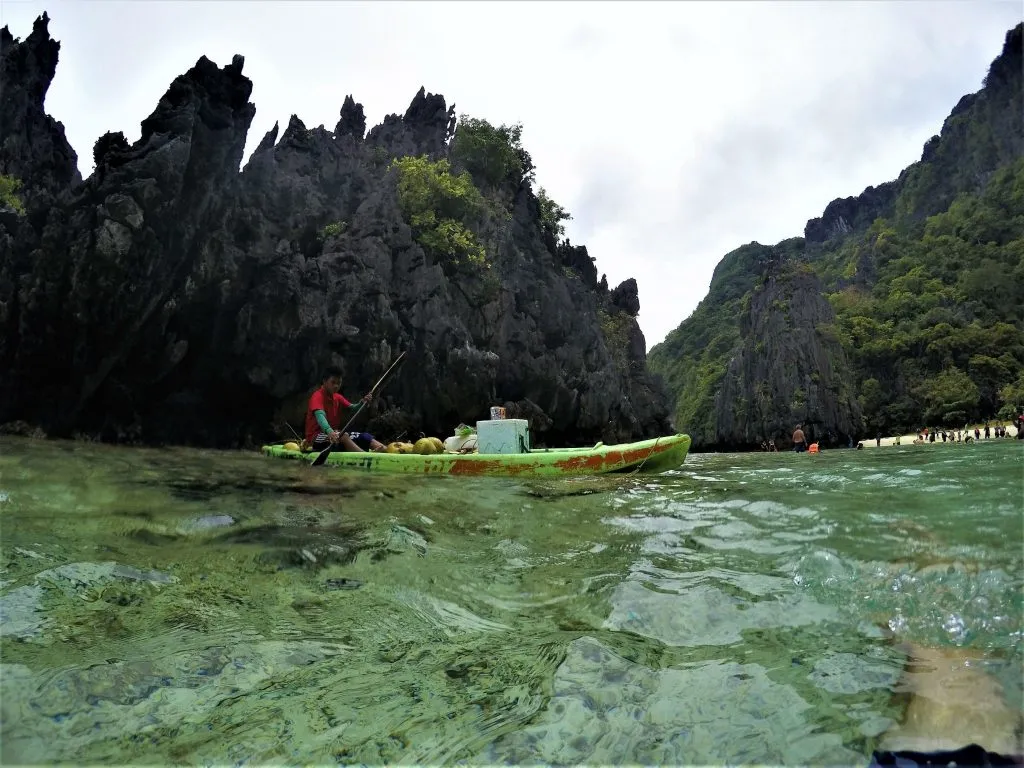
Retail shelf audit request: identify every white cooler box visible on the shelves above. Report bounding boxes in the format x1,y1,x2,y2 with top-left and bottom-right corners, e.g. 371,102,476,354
476,419,531,454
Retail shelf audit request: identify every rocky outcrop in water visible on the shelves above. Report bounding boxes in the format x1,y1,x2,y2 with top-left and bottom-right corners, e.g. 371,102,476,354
0,13,674,447
713,263,861,449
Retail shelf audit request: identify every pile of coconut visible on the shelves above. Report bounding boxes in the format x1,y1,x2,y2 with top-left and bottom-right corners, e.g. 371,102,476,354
384,437,445,454
281,426,478,455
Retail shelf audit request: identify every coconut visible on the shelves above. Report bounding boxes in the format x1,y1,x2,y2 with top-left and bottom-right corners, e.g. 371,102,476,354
414,437,437,455
283,441,300,452
398,442,416,454
428,436,444,453
385,442,403,454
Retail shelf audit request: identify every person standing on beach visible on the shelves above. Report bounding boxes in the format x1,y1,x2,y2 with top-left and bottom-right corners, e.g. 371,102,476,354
792,425,807,453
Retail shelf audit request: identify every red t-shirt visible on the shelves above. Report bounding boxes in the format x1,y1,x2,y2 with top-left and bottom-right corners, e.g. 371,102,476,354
305,387,353,442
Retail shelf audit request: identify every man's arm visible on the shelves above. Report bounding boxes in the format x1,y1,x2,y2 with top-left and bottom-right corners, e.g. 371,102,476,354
314,410,333,433
336,393,363,413
310,390,338,436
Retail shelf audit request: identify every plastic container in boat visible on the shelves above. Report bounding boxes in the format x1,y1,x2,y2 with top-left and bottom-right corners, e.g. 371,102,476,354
476,419,530,454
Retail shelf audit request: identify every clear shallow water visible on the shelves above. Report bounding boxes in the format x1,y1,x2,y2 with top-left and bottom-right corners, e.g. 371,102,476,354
1,436,1021,764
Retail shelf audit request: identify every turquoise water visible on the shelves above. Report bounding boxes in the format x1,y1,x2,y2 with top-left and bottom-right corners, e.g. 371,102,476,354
1,436,1021,764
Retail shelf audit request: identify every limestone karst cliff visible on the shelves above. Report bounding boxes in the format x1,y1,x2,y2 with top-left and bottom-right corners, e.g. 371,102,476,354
650,23,1024,450
0,13,674,447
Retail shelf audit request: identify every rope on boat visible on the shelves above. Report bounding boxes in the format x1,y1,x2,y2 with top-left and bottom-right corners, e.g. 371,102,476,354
631,435,662,475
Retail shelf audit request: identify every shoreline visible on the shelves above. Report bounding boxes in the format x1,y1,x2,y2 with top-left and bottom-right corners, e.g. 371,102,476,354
860,424,1020,448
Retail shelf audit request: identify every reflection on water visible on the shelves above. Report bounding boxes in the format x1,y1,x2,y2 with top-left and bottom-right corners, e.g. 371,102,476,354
1,437,1021,764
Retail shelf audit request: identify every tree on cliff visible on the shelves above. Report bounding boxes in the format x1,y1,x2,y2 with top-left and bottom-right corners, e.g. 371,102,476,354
0,174,25,213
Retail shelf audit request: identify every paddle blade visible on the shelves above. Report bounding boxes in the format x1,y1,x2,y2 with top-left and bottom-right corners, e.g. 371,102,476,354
311,445,332,467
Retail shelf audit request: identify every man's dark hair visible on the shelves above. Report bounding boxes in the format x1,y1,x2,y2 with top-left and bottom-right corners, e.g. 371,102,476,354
321,366,343,382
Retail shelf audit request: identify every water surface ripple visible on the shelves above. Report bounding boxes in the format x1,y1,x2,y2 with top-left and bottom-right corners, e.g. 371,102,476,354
1,437,1021,764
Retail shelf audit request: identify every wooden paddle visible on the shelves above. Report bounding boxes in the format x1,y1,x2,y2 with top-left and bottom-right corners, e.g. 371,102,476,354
311,351,407,467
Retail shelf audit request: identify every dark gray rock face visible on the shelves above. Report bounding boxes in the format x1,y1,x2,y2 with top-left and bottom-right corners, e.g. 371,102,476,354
713,265,861,449
610,278,640,316
0,12,81,206
802,182,898,244
0,14,673,447
0,13,83,381
4,41,256,441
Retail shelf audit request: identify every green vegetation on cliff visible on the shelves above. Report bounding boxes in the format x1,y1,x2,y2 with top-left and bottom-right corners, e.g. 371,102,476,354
450,116,534,187
0,174,26,214
449,116,573,244
829,158,1024,428
650,24,1024,444
391,155,488,268
538,186,572,242
392,117,575,270
653,158,1024,442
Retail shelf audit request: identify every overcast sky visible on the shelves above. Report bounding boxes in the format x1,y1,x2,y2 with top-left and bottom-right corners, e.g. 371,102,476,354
2,1,1020,347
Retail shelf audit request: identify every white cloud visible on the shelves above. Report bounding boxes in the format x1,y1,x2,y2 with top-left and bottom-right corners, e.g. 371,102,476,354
2,0,1020,346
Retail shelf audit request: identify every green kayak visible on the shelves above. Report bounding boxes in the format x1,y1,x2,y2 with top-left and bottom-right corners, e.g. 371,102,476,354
261,433,691,477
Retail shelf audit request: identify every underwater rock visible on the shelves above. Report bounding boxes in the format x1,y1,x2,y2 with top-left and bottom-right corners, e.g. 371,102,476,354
478,635,861,765
323,577,363,591
0,584,47,639
36,562,177,593
0,561,177,641
0,639,349,763
215,522,369,571
177,514,236,534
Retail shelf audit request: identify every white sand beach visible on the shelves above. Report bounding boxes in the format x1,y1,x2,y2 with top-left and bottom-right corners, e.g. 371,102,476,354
860,424,1020,448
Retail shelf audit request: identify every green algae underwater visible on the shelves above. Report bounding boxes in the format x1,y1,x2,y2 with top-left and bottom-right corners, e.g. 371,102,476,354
1,435,1021,764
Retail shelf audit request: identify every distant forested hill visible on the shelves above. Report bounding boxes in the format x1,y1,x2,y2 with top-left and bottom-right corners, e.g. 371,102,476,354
650,23,1024,450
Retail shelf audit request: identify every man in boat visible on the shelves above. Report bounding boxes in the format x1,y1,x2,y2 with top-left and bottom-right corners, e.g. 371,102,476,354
305,367,386,453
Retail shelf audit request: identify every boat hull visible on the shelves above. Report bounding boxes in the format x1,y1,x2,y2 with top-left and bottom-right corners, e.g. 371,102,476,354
261,434,691,477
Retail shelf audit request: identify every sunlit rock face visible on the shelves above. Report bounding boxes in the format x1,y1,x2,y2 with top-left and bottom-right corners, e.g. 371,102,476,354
713,264,862,450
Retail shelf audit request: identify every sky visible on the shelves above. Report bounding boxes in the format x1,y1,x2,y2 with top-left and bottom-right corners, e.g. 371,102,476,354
1,1,1020,348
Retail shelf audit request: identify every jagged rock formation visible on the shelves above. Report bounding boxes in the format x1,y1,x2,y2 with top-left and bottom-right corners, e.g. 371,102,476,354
714,265,861,448
803,182,898,244
0,13,80,207
0,13,673,447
